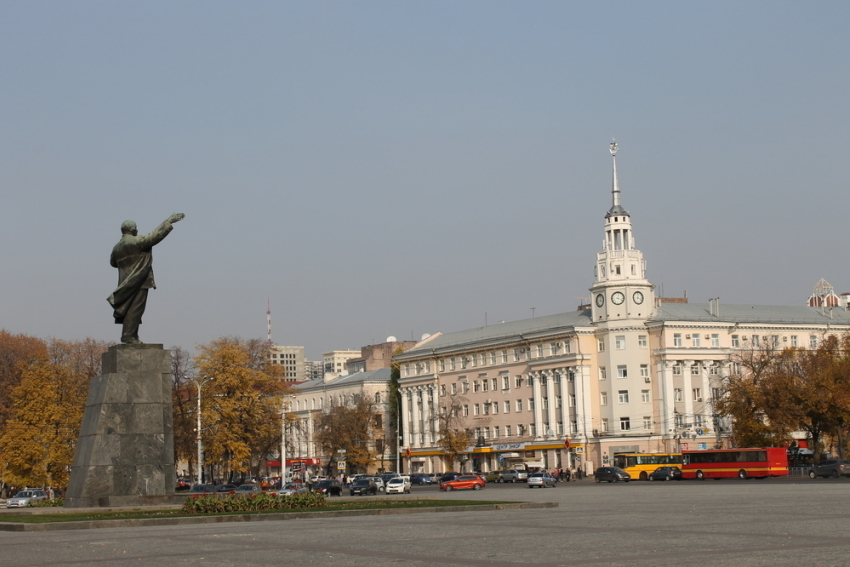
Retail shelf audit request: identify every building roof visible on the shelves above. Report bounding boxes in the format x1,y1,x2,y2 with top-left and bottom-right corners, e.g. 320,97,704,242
293,368,392,393
398,310,593,358
650,302,850,326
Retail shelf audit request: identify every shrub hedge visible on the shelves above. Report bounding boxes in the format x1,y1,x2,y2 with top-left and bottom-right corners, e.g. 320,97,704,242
31,498,65,507
182,492,326,514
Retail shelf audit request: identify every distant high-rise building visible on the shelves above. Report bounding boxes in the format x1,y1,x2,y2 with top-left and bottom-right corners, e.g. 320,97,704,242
303,360,324,382
322,350,360,379
347,338,418,373
268,345,305,383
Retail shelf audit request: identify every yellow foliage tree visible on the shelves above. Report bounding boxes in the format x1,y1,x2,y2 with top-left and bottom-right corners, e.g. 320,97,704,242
195,337,288,479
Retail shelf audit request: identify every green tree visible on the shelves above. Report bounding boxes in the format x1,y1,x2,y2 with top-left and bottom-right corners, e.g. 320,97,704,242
436,393,472,471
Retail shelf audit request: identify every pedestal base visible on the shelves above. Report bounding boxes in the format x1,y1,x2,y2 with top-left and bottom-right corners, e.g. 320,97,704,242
65,344,176,508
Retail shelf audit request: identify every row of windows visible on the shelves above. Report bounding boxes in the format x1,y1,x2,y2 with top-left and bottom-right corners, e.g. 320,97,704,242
598,335,648,352
600,417,653,431
459,395,578,417
440,372,576,396
669,333,819,349
404,342,574,377
598,364,650,380
600,390,652,405
472,421,578,440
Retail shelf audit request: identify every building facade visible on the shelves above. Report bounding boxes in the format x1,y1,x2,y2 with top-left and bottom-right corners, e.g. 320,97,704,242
268,345,306,382
395,142,850,477
322,350,361,379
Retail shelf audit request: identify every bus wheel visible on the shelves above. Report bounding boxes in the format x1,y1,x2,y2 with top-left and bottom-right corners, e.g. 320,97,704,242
639,472,648,481
738,469,747,480
696,470,705,480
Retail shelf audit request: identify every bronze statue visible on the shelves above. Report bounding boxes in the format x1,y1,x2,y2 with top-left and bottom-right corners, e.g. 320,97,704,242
107,213,185,344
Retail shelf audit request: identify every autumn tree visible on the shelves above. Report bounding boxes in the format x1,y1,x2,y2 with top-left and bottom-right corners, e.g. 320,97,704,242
0,331,48,430
0,338,111,490
194,337,289,480
313,393,380,475
170,346,197,477
436,393,473,471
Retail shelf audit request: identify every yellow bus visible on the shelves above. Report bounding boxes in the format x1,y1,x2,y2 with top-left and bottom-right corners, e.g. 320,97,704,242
612,453,683,480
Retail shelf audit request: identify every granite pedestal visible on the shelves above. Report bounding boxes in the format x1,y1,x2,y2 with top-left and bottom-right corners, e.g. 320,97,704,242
64,344,176,508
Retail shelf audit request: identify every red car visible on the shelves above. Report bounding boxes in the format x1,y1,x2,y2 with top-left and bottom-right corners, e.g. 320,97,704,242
440,474,486,491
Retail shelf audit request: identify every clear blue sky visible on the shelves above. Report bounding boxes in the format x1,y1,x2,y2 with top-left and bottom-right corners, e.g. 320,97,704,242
2,1,848,359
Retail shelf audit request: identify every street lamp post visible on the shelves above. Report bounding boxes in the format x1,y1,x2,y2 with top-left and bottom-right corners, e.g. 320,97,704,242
281,395,295,485
191,376,215,485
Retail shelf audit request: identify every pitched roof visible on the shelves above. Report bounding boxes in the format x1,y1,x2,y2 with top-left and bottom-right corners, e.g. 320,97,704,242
650,302,850,325
294,368,391,393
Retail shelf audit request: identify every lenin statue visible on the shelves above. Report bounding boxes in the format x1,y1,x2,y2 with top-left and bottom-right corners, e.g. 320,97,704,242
107,213,185,344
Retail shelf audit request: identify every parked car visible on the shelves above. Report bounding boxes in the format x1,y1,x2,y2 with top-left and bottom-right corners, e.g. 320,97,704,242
235,484,262,497
501,469,529,483
410,473,432,485
272,483,309,496
484,471,504,483
369,476,386,491
440,472,464,484
385,476,412,494
349,479,379,496
594,467,631,483
313,479,343,496
187,483,217,495
6,489,48,508
215,484,239,494
809,459,850,478
176,478,192,491
648,466,683,481
440,475,486,491
527,472,558,488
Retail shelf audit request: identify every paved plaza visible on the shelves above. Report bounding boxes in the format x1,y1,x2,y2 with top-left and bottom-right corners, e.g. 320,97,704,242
3,478,849,566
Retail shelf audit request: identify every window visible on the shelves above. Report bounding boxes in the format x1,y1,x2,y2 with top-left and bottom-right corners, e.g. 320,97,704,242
513,349,521,362
516,399,523,412
439,359,446,372
711,333,720,347
570,421,577,434
599,367,607,380
620,417,631,431
537,344,544,357
641,390,650,403
598,338,605,352
493,426,500,439
638,335,648,348
601,418,609,432
528,398,535,411
709,364,719,375
489,352,497,364
731,335,740,348
692,334,701,347
518,424,525,436
530,424,536,436
542,397,549,410
674,388,683,402
462,405,469,416
404,364,410,376
557,422,564,435
473,381,480,393
691,364,700,375
473,404,480,416
501,350,508,363
675,414,685,427
712,388,721,401
483,427,490,439
505,425,512,437
617,365,628,378
790,335,798,347
693,388,702,401
492,401,498,415
450,383,457,395
461,382,469,394
515,375,523,388
810,335,818,349
483,403,490,415
733,362,742,374
752,335,760,347
491,378,498,390
600,392,608,405
673,334,682,347
615,335,626,350
643,417,652,430
504,400,511,413
482,379,489,392
640,364,649,379
502,375,510,390
694,415,704,427
618,390,629,404
440,385,446,396
550,342,559,355
564,340,571,354
672,364,682,376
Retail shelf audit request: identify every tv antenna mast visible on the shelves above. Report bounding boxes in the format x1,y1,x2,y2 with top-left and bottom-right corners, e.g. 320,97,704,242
266,299,273,345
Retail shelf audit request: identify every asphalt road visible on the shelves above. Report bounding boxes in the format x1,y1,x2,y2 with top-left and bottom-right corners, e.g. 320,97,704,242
3,477,850,566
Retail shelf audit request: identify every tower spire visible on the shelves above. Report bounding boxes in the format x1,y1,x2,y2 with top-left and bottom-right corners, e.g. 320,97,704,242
606,140,629,218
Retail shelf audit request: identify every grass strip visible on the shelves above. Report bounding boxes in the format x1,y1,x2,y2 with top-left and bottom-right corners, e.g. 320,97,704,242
1,499,517,524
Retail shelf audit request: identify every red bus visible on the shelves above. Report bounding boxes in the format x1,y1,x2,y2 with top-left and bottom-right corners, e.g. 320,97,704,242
681,447,788,480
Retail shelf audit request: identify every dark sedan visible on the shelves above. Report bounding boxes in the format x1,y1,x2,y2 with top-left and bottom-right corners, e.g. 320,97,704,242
594,466,631,483
410,473,432,485
215,484,239,494
350,479,378,496
809,459,850,478
313,479,343,496
648,466,683,481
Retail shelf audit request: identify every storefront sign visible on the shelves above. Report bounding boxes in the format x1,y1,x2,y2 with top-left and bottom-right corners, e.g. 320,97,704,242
493,442,526,451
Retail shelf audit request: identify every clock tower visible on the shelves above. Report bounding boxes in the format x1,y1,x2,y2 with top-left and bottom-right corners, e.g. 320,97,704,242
589,142,655,323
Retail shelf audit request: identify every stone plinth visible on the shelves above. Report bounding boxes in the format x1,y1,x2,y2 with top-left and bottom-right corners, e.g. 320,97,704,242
65,344,176,508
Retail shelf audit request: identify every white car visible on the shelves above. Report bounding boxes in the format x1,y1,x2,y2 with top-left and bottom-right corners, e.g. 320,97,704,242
369,476,385,491
385,476,411,494
7,489,49,508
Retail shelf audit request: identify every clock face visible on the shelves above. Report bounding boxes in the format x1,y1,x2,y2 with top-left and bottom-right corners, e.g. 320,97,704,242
595,294,605,307
612,291,625,305
633,291,644,305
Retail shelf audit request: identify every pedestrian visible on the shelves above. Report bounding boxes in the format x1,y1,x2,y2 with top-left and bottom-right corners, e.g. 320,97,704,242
47,486,54,499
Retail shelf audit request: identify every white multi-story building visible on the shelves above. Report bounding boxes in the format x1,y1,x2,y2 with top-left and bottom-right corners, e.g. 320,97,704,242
322,350,361,379
268,345,305,382
395,142,850,477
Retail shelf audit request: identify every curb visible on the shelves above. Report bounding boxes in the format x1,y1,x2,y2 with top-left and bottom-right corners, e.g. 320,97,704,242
0,501,558,532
